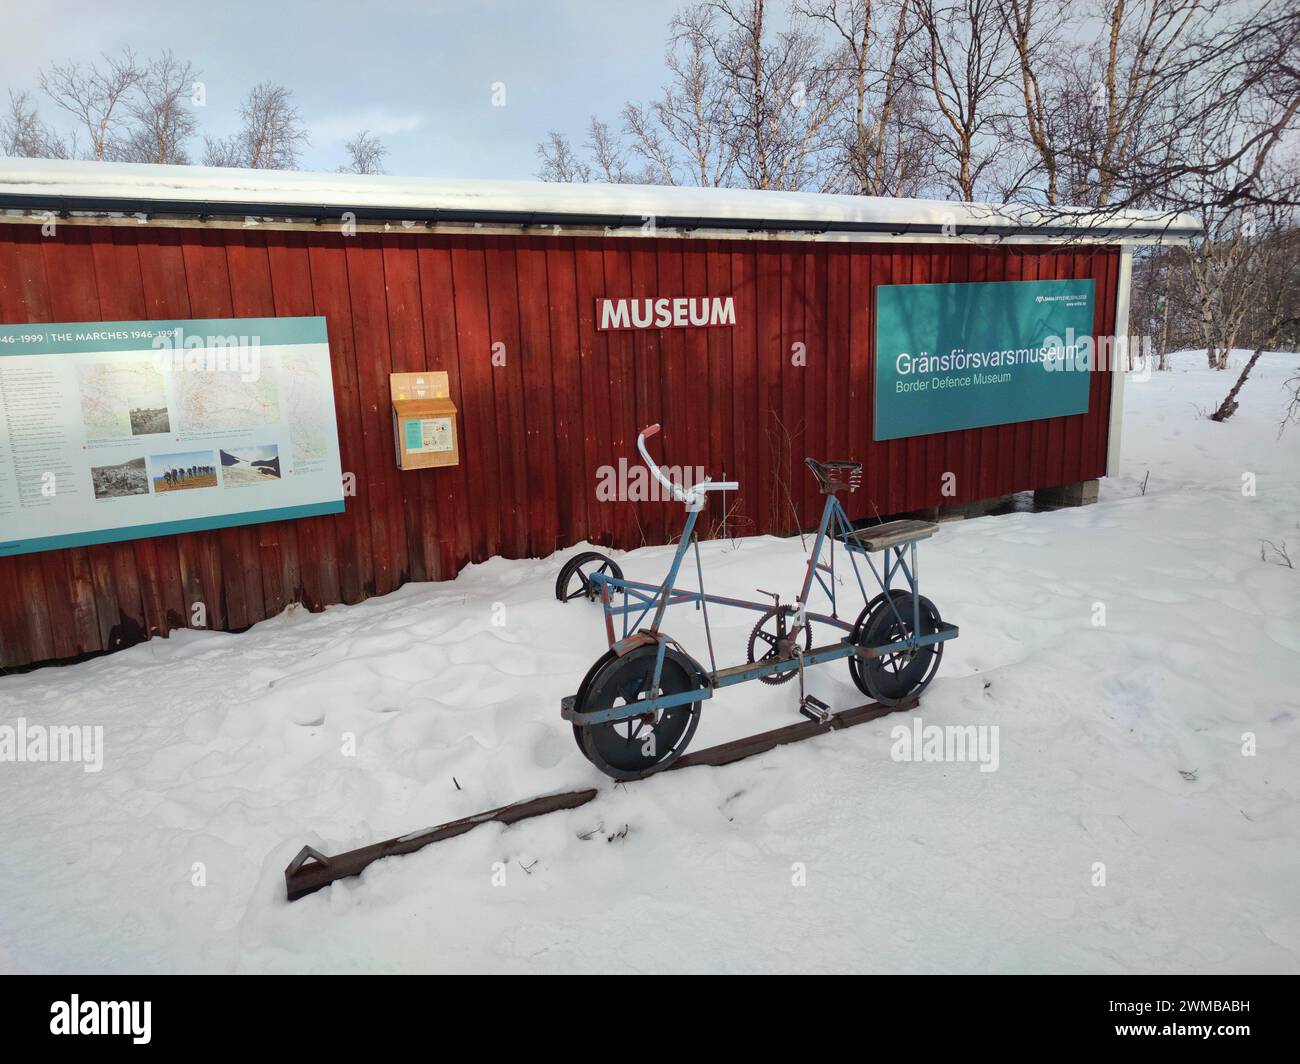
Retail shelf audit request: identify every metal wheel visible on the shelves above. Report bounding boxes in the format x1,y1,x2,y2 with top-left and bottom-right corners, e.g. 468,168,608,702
555,551,623,603
848,589,944,705
746,605,812,685
570,649,609,756
573,643,705,780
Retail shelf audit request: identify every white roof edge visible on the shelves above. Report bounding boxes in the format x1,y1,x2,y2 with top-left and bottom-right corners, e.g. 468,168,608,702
0,157,1201,239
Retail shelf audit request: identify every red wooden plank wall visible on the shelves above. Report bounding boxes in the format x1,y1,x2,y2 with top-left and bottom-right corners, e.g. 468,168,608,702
0,223,1119,668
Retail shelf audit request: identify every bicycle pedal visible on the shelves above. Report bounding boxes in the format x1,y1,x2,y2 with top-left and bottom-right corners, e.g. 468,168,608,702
799,695,832,724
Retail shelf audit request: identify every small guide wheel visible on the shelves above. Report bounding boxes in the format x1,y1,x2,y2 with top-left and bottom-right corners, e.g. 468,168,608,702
848,589,945,705
746,605,812,685
572,643,705,780
555,551,624,603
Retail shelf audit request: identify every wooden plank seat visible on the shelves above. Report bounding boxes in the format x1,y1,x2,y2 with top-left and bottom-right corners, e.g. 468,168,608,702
839,519,939,552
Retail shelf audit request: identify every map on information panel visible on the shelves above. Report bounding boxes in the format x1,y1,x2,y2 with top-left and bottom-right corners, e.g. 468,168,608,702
0,317,344,557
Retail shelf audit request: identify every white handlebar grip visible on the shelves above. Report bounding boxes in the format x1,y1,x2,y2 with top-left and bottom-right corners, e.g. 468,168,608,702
637,426,687,502
636,424,740,503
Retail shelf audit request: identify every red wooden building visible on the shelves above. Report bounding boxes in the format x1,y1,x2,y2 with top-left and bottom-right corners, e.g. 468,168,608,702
0,160,1195,669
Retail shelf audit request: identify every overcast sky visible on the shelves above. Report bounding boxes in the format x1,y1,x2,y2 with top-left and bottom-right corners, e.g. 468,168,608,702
0,0,688,178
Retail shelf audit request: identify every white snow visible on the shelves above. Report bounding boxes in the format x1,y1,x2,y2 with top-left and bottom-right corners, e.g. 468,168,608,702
1,352,1297,973
0,157,1199,241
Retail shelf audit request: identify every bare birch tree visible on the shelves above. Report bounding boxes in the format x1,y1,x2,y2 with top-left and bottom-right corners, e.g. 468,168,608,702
1056,0,1295,214
1208,199,1300,419
536,131,593,182
586,117,638,182
38,48,141,160
116,51,199,164
911,0,1017,201
994,0,1072,204
1188,205,1268,369
799,0,929,196
1075,0,1206,207
702,0,846,190
1130,245,1202,369
340,130,388,174
2,91,69,158
624,5,737,186
203,82,308,170
541,1,844,190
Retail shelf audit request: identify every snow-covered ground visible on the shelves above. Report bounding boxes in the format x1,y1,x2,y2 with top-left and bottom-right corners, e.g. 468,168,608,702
1,352,1297,973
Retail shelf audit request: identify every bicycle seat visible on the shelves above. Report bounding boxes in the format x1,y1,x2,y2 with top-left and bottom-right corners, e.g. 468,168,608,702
804,458,862,494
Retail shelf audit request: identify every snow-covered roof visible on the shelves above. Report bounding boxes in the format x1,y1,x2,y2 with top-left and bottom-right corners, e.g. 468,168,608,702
0,158,1199,243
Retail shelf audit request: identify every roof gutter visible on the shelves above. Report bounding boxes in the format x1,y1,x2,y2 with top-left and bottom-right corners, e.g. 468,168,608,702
0,192,1200,244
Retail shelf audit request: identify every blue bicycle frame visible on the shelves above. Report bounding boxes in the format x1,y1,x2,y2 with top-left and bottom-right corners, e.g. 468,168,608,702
561,444,959,728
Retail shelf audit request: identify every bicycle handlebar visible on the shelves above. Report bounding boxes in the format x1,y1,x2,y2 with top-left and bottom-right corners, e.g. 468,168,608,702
637,424,739,508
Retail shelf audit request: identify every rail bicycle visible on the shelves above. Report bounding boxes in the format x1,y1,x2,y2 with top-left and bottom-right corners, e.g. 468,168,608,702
557,424,958,781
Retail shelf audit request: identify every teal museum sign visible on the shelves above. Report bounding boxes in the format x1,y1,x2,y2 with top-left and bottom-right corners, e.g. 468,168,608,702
874,279,1095,441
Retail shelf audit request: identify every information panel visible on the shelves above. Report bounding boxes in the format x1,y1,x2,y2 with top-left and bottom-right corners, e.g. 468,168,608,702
874,279,1094,441
0,317,344,557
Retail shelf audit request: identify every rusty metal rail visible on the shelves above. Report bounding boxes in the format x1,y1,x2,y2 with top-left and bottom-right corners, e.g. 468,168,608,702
284,695,917,901
670,696,916,770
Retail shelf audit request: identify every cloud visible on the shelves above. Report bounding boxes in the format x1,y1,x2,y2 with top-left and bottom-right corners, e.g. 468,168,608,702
311,109,424,144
